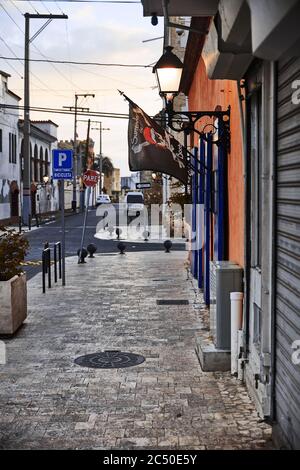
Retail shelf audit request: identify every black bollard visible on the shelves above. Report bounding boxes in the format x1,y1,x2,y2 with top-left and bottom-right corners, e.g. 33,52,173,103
87,243,97,258
163,240,172,253
117,242,126,254
77,247,88,263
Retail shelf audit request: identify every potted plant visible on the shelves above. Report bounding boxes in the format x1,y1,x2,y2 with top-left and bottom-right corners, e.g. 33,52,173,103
0,226,29,335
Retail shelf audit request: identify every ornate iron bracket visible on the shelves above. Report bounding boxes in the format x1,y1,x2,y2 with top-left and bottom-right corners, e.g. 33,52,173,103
165,102,231,153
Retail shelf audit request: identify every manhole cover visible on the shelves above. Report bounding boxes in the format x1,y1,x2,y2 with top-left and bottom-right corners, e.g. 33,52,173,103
156,299,189,305
74,350,145,369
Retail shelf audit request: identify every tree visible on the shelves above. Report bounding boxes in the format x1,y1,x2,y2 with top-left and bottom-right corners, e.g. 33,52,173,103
168,180,191,207
101,156,114,176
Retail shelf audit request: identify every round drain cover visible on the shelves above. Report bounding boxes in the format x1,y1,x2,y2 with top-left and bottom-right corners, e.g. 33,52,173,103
74,350,145,369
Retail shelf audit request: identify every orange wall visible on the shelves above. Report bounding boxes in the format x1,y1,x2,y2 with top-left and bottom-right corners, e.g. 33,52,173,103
188,57,244,267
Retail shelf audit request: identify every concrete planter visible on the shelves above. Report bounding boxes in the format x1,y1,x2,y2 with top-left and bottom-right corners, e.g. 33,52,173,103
0,273,27,335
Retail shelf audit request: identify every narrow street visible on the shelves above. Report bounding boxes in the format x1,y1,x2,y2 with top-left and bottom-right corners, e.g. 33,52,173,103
0,251,272,450
1,0,299,456
22,208,185,279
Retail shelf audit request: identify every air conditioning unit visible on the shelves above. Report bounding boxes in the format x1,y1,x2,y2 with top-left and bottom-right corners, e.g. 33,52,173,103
210,261,243,350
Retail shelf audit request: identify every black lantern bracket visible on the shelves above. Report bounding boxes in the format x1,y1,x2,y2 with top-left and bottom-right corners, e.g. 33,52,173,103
165,101,231,152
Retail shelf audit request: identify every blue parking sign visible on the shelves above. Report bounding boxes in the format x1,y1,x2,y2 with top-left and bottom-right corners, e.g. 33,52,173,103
52,149,73,180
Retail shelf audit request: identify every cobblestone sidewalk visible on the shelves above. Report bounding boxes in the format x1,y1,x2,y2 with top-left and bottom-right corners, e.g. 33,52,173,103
0,251,273,449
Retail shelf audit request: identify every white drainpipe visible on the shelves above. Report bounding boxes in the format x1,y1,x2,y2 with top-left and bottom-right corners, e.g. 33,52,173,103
230,292,244,376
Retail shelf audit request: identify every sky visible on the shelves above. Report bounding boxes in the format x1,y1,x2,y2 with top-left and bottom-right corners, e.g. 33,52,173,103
0,0,164,176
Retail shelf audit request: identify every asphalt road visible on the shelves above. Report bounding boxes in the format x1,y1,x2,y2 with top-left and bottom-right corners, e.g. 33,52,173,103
23,205,185,280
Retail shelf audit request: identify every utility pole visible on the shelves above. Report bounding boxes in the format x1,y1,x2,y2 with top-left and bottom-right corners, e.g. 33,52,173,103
91,122,110,195
22,13,67,225
63,93,94,211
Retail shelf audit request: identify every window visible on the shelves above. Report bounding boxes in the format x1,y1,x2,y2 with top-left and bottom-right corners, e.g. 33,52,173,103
34,144,38,181
44,148,49,176
13,134,17,163
39,146,44,181
126,194,144,204
9,133,12,162
249,87,263,269
9,133,17,163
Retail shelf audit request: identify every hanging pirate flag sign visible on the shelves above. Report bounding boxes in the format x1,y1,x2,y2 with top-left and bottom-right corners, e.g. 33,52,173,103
122,93,188,185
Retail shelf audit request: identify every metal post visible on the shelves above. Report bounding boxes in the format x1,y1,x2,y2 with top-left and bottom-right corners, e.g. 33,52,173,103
42,250,46,293
60,180,66,286
72,94,78,211
58,242,62,279
78,186,91,263
22,13,31,225
44,241,49,273
47,248,51,289
99,122,103,194
54,243,57,283
184,131,189,197
18,216,22,234
22,13,68,224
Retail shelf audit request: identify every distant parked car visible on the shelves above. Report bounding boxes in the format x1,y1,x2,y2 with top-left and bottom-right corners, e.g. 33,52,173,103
125,191,144,218
96,194,111,206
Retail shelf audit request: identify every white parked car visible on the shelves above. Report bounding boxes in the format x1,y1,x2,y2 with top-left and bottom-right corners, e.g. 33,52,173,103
96,194,111,205
125,192,144,218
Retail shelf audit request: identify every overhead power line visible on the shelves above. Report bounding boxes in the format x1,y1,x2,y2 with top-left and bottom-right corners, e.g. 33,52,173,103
0,103,168,123
0,103,130,119
0,3,85,91
0,56,152,68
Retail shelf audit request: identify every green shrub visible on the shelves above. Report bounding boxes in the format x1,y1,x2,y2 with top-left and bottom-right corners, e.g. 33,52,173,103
0,226,29,281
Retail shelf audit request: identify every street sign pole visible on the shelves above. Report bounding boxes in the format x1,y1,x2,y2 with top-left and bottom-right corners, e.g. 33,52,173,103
78,186,91,264
52,149,73,283
78,169,99,263
60,180,66,286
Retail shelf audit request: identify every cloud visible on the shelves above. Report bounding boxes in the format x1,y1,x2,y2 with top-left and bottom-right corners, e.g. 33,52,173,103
0,2,164,175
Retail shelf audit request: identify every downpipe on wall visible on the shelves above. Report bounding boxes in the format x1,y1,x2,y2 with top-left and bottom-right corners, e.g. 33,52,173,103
236,79,251,380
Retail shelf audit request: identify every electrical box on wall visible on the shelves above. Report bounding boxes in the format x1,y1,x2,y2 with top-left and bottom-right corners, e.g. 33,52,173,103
210,261,243,350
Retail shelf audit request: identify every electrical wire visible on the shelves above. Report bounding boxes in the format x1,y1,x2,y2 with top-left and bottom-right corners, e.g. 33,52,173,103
0,56,152,68
9,0,23,14
0,35,71,97
27,1,39,14
40,1,52,13
0,103,169,122
0,103,130,119
1,57,23,79
0,3,85,92
54,1,65,14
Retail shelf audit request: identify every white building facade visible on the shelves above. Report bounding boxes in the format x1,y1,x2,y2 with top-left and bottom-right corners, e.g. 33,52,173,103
19,120,60,218
0,71,21,222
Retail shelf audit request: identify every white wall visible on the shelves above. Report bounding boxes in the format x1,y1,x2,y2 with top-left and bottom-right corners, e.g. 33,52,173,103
0,74,20,221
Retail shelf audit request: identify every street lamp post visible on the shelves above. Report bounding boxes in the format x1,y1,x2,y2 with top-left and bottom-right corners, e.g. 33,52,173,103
22,13,68,225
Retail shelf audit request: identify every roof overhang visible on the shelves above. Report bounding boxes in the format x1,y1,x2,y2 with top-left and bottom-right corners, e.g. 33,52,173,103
180,17,211,95
141,0,219,17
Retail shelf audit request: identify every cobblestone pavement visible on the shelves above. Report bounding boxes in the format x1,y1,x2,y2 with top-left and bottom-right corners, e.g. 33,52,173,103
0,251,273,450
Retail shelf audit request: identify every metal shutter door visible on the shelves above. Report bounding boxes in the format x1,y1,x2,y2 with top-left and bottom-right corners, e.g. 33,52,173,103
276,57,300,449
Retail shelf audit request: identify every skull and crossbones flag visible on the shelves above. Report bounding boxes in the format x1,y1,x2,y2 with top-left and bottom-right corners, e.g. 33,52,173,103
122,93,188,185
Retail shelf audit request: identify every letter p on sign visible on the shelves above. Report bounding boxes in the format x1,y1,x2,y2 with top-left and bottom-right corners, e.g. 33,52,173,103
59,152,67,167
